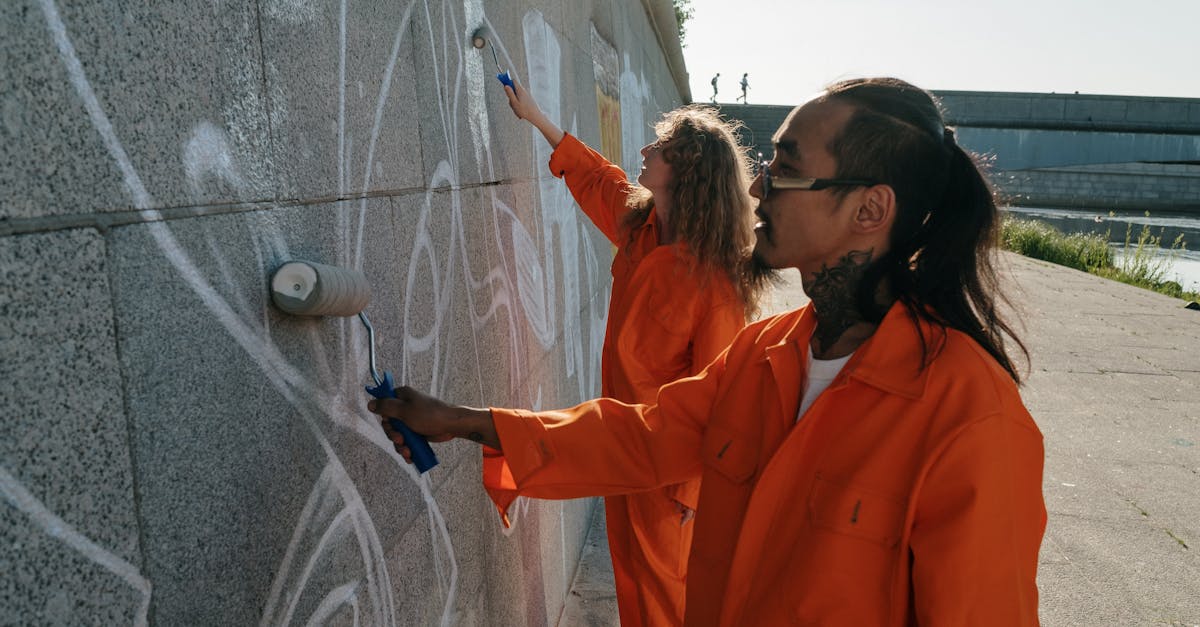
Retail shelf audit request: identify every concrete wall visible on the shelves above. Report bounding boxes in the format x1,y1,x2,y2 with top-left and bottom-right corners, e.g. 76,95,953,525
718,99,1200,213
0,1,686,624
714,103,791,167
937,90,1200,134
997,163,1200,212
953,126,1200,170
937,92,1200,211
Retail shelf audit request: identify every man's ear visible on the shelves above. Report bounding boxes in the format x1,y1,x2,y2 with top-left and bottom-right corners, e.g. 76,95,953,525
853,184,896,234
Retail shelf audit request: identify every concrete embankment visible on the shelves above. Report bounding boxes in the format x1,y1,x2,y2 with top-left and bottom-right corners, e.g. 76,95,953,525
561,253,1200,626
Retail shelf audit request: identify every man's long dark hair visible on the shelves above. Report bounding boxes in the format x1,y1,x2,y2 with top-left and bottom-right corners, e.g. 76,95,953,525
823,77,1028,382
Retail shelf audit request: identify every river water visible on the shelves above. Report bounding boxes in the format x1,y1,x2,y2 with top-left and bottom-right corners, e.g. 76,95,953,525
1003,206,1200,293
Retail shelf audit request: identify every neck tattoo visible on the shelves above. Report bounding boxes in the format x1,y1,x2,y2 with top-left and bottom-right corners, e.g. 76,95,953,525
806,249,873,354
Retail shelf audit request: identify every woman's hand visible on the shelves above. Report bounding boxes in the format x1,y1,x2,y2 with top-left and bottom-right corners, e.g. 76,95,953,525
503,80,564,147
368,386,500,462
504,81,541,121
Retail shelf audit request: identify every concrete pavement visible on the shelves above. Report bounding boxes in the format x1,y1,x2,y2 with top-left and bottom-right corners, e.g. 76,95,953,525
560,254,1200,626
1012,253,1199,626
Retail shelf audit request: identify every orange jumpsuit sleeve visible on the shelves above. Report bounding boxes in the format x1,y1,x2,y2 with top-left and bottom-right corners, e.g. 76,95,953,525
481,351,730,526
909,411,1046,625
547,132,634,245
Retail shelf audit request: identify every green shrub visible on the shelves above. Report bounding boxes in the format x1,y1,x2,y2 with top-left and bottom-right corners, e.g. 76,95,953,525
1000,216,1199,302
1001,217,1111,272
1111,221,1185,286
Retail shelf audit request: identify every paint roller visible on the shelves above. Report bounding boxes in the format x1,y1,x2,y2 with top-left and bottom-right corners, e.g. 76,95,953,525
470,28,514,90
270,260,438,473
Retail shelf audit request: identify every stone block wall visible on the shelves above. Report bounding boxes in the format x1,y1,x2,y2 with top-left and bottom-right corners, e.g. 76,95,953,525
1,0,686,624
996,163,1200,212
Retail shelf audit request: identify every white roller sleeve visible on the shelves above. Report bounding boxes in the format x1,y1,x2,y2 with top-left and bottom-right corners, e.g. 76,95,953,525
270,261,371,317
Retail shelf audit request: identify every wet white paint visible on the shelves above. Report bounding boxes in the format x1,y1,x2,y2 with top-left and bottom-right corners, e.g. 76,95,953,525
183,122,247,196
620,52,654,178
463,0,490,173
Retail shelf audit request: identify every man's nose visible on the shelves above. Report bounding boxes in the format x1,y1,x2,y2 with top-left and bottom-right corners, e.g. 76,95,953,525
748,172,764,200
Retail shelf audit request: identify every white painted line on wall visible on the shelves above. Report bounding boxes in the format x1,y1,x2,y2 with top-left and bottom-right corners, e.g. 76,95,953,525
304,581,362,627
355,0,419,271
0,466,152,627
277,508,356,625
40,0,150,210
35,0,622,622
41,1,455,624
463,0,488,175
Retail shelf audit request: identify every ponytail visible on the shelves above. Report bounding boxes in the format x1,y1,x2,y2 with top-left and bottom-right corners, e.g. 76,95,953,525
826,78,1028,383
912,138,1027,382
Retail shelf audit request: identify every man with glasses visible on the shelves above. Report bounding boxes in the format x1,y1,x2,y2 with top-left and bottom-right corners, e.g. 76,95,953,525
370,77,1045,626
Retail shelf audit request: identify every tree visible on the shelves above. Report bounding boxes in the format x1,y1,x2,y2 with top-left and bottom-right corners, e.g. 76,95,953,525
674,0,695,48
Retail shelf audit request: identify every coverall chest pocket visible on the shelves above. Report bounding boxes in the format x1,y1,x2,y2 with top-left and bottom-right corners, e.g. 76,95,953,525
621,292,691,379
701,423,758,483
807,474,905,548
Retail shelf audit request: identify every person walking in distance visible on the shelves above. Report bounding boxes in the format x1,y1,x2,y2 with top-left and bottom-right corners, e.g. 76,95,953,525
480,74,766,627
371,77,1045,626
710,72,720,103
737,73,749,103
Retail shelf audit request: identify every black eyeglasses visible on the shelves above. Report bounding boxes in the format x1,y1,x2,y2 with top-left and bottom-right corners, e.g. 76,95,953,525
755,154,877,197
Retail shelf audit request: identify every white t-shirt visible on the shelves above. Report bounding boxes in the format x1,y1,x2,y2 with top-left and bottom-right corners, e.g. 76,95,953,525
797,345,853,421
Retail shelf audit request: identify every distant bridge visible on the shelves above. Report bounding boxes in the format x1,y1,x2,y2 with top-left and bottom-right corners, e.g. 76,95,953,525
719,92,1200,213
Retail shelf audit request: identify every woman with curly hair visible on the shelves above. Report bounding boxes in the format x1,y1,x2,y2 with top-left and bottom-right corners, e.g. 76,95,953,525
497,80,768,627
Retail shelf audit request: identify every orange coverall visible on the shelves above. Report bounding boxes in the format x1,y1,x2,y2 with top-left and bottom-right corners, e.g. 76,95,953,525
484,302,1047,626
489,133,744,626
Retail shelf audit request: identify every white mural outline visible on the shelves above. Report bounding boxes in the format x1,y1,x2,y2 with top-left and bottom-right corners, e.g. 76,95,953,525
1,0,670,623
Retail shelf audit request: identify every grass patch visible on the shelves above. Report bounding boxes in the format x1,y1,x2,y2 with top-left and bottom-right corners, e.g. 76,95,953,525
1001,216,1199,302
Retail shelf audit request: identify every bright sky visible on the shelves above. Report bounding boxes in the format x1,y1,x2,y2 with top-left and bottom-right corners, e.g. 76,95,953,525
682,0,1200,106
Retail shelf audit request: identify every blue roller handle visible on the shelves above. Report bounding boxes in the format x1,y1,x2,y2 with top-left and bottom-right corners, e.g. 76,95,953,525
366,371,439,473
496,71,514,89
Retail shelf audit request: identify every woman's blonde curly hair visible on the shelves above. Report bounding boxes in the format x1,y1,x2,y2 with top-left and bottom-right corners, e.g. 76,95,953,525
621,105,770,317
